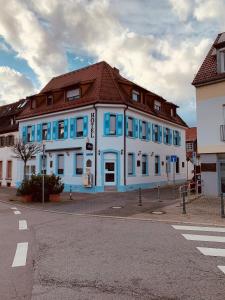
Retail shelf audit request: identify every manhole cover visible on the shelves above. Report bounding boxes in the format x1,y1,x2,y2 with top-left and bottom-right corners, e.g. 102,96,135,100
151,211,165,215
111,206,123,209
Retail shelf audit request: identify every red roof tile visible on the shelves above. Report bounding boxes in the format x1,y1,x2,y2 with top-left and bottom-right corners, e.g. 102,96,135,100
192,32,225,86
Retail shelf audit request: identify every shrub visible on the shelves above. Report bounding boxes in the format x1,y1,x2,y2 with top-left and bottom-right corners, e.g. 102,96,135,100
17,174,64,202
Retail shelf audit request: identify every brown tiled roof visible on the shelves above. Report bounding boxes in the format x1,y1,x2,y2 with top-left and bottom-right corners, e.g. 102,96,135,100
0,99,28,134
186,127,197,142
19,61,187,127
192,32,225,86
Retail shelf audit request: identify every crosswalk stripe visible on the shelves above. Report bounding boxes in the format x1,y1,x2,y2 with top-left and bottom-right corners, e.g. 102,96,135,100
14,211,21,215
12,242,28,267
197,247,225,257
19,220,28,230
218,266,225,274
182,234,225,243
172,225,225,233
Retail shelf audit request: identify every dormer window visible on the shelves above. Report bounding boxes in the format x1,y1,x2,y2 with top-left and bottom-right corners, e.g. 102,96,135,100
31,99,36,109
132,90,140,102
154,100,161,111
171,108,174,117
47,95,53,106
220,50,225,73
66,88,80,101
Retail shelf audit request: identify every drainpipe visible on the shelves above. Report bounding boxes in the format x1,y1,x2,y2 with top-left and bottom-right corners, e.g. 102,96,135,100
94,104,97,187
124,105,128,186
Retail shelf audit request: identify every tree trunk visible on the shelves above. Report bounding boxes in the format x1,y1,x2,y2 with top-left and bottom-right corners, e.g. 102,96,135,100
24,161,27,180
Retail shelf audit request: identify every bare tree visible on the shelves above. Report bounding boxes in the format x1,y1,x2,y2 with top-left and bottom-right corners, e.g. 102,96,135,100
12,140,42,180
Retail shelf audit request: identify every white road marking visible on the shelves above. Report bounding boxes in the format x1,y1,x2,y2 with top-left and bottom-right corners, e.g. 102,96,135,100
14,211,21,215
182,234,225,243
218,266,225,274
12,242,28,267
10,207,17,210
172,225,225,233
19,220,27,230
197,247,225,257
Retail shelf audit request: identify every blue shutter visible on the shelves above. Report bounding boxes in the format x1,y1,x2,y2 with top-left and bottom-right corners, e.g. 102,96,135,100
37,124,42,142
64,119,68,139
147,122,151,141
53,121,58,140
126,116,129,136
31,125,35,142
173,130,176,145
139,120,142,139
116,114,123,136
70,118,75,138
169,129,172,145
104,113,110,135
83,116,88,137
134,118,139,138
152,124,155,142
159,126,162,143
22,126,27,143
178,131,181,146
163,127,167,144
47,122,51,140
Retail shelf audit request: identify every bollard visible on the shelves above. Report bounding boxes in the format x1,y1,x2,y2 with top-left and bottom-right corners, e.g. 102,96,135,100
69,185,73,200
157,185,160,201
182,190,186,214
221,193,225,218
138,187,142,206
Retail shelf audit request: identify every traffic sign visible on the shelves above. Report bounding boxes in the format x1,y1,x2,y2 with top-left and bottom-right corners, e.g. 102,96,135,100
171,155,177,162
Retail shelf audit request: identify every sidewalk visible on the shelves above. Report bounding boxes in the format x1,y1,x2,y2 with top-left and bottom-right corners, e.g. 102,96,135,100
132,196,225,226
0,187,225,226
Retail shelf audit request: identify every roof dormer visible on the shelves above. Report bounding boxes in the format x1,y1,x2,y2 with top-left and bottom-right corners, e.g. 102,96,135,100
217,48,225,73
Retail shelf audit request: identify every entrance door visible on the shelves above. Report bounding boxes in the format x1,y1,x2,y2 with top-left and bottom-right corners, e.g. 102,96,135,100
104,159,116,186
220,163,225,193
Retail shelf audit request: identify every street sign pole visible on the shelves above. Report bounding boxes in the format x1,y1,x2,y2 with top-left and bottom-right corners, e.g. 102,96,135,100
42,142,46,207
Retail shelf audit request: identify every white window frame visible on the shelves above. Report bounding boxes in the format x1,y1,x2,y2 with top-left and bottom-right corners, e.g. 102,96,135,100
109,114,116,135
66,88,80,101
132,90,140,102
154,100,161,111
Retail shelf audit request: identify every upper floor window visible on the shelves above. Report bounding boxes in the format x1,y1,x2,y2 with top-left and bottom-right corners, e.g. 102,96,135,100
186,142,193,152
219,50,225,73
153,124,159,142
132,90,140,102
128,117,133,137
155,155,160,175
47,95,53,106
76,117,84,137
164,127,171,144
42,123,48,140
57,154,64,175
0,136,5,147
27,126,32,142
109,114,116,135
154,100,161,111
141,121,147,140
66,88,80,101
173,130,181,146
58,120,64,139
104,113,123,136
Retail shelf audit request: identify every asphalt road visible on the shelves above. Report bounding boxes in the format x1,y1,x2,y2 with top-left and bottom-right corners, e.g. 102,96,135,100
0,201,225,299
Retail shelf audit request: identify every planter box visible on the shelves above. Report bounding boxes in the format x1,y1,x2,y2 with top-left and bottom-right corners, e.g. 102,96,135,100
21,194,32,203
49,194,61,202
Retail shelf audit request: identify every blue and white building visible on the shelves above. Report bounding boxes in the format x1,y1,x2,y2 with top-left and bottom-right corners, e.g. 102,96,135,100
17,61,187,192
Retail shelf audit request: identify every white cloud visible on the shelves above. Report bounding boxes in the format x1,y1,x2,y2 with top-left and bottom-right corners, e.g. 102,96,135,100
0,41,11,53
169,0,195,21
0,67,35,105
194,0,225,22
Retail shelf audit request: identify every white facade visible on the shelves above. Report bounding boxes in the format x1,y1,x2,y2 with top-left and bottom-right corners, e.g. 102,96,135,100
0,131,18,187
17,104,187,192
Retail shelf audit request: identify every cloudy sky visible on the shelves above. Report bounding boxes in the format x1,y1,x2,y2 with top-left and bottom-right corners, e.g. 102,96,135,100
0,0,224,125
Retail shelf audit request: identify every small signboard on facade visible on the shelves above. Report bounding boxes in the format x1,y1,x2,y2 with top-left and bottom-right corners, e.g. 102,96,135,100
171,155,177,162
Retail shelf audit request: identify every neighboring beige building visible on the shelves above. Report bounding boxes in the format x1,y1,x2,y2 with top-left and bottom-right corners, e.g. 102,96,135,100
193,32,225,196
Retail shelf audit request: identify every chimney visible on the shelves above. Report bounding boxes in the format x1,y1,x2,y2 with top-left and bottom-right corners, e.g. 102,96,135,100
113,67,120,74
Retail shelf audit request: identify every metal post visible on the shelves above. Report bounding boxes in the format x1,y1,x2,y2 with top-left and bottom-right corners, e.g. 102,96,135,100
221,193,225,218
69,185,73,200
182,190,186,214
138,187,142,206
157,185,160,201
42,143,46,207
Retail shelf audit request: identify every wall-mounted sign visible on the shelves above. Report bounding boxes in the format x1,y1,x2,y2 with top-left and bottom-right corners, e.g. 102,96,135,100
90,112,95,138
86,143,93,151
170,155,177,162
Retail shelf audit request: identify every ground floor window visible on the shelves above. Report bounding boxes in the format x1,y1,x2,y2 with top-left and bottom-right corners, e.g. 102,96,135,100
128,153,135,176
155,155,160,175
57,154,64,175
25,165,36,179
75,153,83,175
6,161,12,179
166,155,171,174
176,157,180,174
142,154,148,175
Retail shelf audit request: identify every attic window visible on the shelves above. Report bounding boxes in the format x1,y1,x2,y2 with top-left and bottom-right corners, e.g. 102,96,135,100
132,90,140,102
66,88,80,101
154,100,161,111
47,95,53,106
171,108,174,117
31,99,36,109
220,50,225,73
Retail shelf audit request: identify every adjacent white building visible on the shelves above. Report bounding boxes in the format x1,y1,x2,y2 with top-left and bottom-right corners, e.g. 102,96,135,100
17,61,187,192
193,32,225,196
